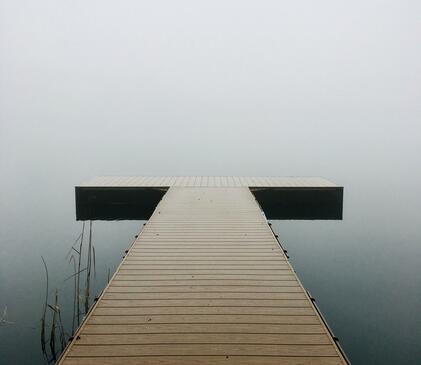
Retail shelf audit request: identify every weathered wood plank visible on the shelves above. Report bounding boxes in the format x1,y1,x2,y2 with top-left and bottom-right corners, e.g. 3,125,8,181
124,257,287,261
82,323,326,334
93,307,317,316
103,292,306,300
69,344,337,357
89,314,319,324
76,333,330,345
62,356,343,365
66,355,343,365
98,299,311,307
119,267,291,272
113,274,297,281
59,187,346,365
106,285,304,293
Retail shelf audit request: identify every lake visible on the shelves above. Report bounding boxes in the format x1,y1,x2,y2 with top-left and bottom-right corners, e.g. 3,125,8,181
0,174,420,364
1,1,420,363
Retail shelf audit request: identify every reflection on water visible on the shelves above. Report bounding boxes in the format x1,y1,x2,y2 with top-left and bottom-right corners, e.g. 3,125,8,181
271,184,421,365
39,221,101,363
0,191,142,364
0,178,420,364
0,306,14,325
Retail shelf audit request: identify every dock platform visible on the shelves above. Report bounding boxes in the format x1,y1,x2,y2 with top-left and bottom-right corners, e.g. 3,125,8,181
59,177,347,365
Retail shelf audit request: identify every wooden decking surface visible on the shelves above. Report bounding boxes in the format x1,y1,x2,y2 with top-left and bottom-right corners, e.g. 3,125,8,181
79,176,338,188
59,187,347,365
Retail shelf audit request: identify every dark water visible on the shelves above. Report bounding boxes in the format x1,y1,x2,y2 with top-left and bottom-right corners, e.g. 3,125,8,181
0,172,143,363
1,176,420,364
273,177,421,364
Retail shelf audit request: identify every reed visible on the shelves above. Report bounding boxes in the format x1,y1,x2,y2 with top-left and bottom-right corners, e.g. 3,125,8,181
48,290,58,360
56,299,66,351
84,221,94,315
68,255,77,334
40,221,98,361
93,245,96,278
76,222,85,324
40,256,49,353
44,288,66,359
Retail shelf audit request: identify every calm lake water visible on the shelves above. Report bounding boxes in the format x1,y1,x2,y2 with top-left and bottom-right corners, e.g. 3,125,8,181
0,175,420,364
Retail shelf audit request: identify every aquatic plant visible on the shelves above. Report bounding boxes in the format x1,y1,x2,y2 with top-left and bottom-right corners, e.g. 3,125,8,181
48,289,57,360
84,221,94,314
40,220,101,362
68,255,77,334
76,221,85,324
40,256,49,353
0,305,14,325
65,221,90,326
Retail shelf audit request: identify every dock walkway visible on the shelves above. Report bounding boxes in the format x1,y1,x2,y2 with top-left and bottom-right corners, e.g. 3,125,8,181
59,185,347,365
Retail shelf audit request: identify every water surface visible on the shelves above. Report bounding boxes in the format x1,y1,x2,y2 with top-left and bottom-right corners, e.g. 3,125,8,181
0,176,420,364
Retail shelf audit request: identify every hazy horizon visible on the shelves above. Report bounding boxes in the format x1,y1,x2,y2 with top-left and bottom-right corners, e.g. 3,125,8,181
1,1,420,364
1,1,420,183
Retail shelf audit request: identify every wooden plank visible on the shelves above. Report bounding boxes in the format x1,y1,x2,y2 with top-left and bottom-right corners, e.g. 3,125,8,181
133,249,280,252
110,280,300,287
98,299,310,307
76,333,331,345
139,230,271,236
106,286,304,293
130,240,277,245
144,223,268,226
123,258,284,262
122,261,287,265
62,356,344,365
118,266,290,271
141,228,271,232
82,323,326,334
68,344,337,357
129,239,278,242
127,246,280,250
114,274,297,281
128,252,282,255
93,307,317,316
59,186,346,365
102,292,307,300
89,314,318,324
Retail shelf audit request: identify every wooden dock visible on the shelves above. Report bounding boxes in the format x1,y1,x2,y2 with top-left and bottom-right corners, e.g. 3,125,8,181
59,177,347,364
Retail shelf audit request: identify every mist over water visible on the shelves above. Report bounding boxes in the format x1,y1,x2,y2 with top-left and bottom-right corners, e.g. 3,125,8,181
1,1,420,364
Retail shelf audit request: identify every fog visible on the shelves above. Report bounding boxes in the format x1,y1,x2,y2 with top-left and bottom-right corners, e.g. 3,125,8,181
1,1,420,182
0,1,420,364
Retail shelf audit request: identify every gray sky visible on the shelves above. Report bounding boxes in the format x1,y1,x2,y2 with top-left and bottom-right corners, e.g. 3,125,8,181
1,6,421,364
1,0,420,187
